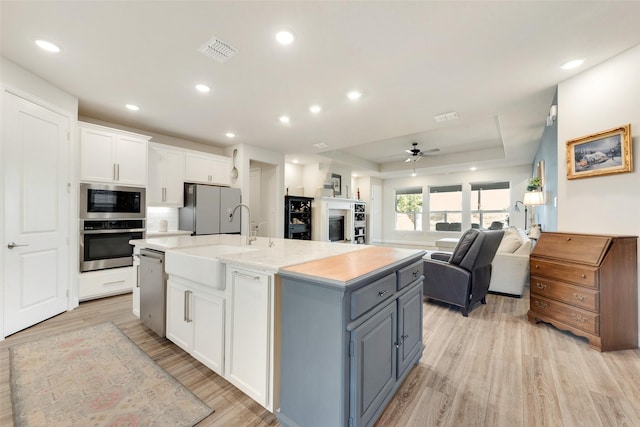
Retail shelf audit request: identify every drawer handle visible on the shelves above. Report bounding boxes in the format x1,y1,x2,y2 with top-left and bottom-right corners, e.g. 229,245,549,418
571,313,588,324
534,300,548,309
580,274,586,279
536,282,546,290
573,294,587,302
412,271,419,278
566,237,571,241
378,290,390,297
534,264,540,269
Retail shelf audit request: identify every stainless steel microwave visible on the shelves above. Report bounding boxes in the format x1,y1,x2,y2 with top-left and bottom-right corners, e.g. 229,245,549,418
80,183,146,219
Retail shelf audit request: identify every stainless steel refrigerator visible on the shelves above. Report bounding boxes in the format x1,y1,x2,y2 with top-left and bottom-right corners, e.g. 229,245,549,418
179,183,241,235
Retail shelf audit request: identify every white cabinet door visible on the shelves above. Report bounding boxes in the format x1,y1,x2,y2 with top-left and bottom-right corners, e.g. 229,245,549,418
166,279,193,352
192,291,225,375
185,152,214,184
226,267,271,408
80,127,116,183
148,145,184,206
211,156,232,186
115,135,147,186
79,122,149,186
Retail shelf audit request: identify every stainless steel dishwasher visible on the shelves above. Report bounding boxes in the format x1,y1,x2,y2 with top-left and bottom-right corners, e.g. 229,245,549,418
139,248,166,337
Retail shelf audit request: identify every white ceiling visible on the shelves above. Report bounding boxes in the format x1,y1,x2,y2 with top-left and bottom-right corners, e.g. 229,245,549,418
2,1,640,178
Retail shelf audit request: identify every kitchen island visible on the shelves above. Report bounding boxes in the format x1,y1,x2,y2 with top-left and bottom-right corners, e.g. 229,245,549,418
129,235,424,423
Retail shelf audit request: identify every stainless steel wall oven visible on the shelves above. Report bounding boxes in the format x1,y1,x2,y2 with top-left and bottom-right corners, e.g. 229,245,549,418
79,184,146,272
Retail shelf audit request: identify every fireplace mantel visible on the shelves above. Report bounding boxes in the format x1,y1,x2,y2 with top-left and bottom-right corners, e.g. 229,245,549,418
313,197,366,243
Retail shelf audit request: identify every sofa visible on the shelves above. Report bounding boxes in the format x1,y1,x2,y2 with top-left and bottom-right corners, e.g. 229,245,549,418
487,227,532,297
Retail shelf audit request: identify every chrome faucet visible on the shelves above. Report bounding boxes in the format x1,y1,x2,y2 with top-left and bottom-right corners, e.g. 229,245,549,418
257,221,275,248
229,204,255,245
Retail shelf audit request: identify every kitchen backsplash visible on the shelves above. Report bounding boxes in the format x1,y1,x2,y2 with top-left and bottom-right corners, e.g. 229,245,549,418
147,207,179,231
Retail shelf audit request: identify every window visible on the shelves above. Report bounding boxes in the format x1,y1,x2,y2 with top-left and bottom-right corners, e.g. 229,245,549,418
470,181,510,229
395,187,422,231
429,185,462,231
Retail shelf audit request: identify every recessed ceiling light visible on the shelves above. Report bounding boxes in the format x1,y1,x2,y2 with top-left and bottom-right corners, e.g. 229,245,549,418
279,115,290,124
125,104,140,111
276,29,295,45
347,90,362,101
309,105,322,114
470,166,477,171
195,84,210,93
292,159,299,164
225,132,236,138
35,40,61,53
561,58,585,70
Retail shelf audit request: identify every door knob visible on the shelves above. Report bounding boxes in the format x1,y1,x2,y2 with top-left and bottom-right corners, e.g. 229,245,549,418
7,242,28,249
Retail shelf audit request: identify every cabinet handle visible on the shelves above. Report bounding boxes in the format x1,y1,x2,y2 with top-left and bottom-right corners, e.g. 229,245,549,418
378,290,390,297
573,294,587,302
536,282,546,290
571,313,588,323
116,163,120,181
534,300,548,309
412,271,419,278
184,290,193,323
162,187,166,202
113,163,117,181
401,334,409,342
233,271,260,280
580,274,586,279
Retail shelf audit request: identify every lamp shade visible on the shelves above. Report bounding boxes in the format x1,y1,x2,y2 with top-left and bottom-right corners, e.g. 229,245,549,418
523,191,544,206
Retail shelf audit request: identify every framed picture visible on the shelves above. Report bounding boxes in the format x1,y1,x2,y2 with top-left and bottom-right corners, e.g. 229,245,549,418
331,173,341,196
566,124,632,180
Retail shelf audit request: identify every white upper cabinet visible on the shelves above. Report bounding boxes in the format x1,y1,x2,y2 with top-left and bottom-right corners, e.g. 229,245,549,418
185,151,232,186
79,122,150,186
147,143,185,207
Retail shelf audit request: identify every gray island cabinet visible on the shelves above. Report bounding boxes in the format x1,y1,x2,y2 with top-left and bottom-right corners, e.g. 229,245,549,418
277,247,425,427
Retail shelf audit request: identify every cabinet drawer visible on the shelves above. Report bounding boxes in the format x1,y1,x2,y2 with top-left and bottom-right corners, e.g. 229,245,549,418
530,277,599,312
396,261,423,290
530,295,599,336
532,233,611,265
530,258,598,289
350,273,396,320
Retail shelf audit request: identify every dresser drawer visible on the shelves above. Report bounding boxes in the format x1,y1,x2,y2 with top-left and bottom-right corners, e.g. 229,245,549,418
530,277,599,312
397,260,422,290
530,295,599,336
350,273,396,320
532,233,611,265
530,258,598,289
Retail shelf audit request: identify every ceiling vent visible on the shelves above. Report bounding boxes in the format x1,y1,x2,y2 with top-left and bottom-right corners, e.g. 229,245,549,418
434,111,459,123
198,36,238,63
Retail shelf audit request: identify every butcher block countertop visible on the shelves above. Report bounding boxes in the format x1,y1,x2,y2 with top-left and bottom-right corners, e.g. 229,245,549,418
279,246,425,287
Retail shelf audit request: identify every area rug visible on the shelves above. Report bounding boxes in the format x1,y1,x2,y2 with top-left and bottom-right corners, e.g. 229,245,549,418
9,322,213,427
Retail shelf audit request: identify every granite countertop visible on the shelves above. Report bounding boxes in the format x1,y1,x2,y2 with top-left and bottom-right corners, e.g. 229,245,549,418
145,230,193,238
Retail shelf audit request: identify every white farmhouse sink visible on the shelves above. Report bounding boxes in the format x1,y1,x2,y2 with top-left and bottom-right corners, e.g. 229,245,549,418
165,244,258,290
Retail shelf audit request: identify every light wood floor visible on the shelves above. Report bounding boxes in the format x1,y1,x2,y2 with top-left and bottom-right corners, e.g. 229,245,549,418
2,288,639,426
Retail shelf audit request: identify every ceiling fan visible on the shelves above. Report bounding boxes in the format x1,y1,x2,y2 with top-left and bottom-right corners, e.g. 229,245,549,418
404,142,440,163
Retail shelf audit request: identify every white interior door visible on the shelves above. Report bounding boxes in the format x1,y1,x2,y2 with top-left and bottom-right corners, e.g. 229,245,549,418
3,91,70,337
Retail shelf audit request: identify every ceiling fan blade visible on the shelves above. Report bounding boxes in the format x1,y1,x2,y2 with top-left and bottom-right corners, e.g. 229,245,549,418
404,158,412,163
422,148,440,154
404,149,413,154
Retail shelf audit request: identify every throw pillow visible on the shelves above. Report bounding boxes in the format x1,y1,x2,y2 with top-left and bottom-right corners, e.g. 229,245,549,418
514,239,532,255
497,233,521,253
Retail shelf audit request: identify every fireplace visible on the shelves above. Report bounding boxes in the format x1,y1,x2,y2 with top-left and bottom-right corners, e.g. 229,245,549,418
329,216,345,242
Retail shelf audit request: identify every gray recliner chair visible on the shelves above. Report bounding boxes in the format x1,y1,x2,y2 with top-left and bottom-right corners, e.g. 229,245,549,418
423,229,504,316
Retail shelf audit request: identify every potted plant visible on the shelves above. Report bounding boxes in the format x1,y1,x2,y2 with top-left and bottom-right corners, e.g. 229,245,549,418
527,177,542,191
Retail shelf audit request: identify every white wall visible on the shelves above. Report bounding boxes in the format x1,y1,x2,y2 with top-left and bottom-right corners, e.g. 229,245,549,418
284,163,305,196
381,165,532,247
557,44,640,341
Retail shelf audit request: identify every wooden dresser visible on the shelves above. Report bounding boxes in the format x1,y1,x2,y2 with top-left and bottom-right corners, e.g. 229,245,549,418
528,232,638,351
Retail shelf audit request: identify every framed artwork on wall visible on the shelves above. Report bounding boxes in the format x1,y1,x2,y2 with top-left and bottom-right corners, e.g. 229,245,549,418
566,124,632,180
331,173,342,196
